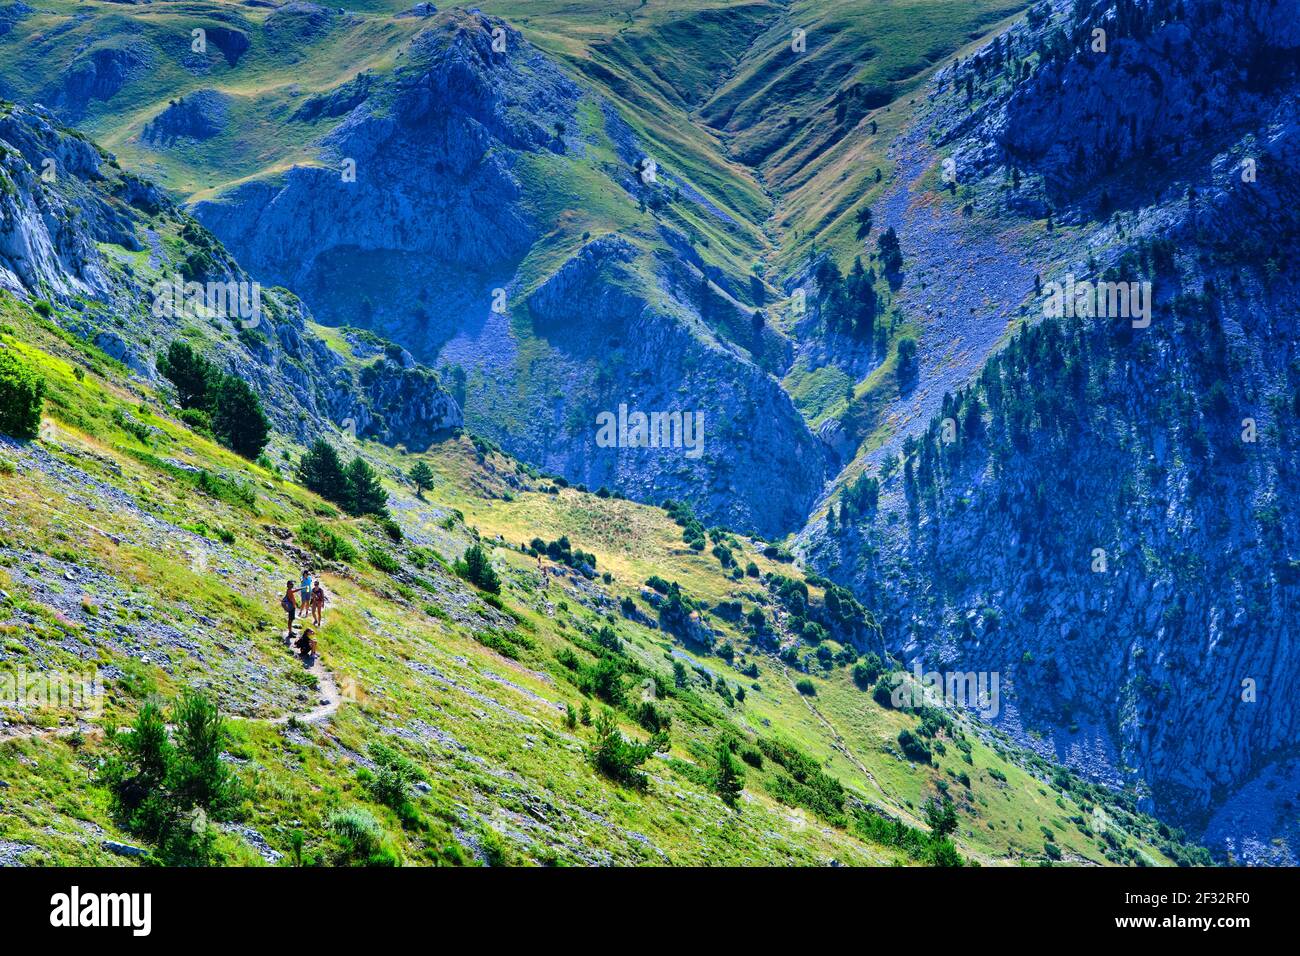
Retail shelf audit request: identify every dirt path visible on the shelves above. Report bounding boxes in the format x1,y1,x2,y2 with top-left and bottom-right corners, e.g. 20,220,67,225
779,666,999,864
0,648,344,745
780,664,927,830
260,652,342,727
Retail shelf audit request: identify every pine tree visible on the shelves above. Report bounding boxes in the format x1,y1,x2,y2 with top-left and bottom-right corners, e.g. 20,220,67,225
210,373,270,460
461,543,501,594
170,689,238,816
297,439,349,503
408,461,434,498
344,456,389,517
924,795,959,836
714,737,744,809
158,341,218,411
855,205,874,240
877,227,904,276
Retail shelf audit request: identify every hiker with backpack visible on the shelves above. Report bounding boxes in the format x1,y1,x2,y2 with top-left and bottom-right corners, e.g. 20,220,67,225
281,580,299,641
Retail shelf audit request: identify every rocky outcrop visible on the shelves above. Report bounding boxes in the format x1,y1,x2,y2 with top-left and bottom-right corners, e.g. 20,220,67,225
202,26,251,68
0,100,461,449
0,2,31,38
803,0,1300,855
0,103,126,297
324,333,463,449
292,72,373,122
141,91,230,145
193,12,576,300
520,236,829,536
44,42,152,120
191,10,824,534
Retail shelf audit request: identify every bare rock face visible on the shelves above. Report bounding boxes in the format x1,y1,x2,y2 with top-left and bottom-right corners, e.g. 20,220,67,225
0,104,122,297
142,91,230,145
0,100,461,450
326,333,463,450
44,43,153,120
803,0,1300,853
202,26,251,68
192,13,572,312
191,11,827,535
521,236,829,537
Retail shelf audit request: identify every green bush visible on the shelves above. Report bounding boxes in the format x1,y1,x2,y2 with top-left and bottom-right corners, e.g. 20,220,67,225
898,729,932,763
297,518,358,563
758,736,846,825
366,742,422,812
178,406,214,437
367,547,400,574
852,653,885,689
873,672,901,708
588,710,669,789
329,807,399,867
460,543,500,594
923,795,958,836
0,348,44,440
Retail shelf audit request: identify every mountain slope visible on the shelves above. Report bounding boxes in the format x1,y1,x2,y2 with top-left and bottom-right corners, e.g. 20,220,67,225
0,288,1204,866
3,0,1295,864
799,0,1300,863
0,99,462,451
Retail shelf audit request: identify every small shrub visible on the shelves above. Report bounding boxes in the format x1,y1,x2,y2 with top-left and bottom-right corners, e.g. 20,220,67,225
0,348,44,440
297,519,357,563
898,729,932,763
367,547,400,575
330,807,398,867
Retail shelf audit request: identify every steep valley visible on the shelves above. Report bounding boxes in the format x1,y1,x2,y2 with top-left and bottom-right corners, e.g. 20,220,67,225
0,0,1297,866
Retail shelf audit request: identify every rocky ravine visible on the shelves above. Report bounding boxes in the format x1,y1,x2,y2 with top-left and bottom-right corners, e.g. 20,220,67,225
191,11,828,536
801,0,1300,861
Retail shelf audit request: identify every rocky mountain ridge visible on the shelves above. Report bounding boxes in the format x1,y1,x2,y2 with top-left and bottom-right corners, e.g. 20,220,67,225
0,100,462,450
189,10,828,536
800,0,1300,862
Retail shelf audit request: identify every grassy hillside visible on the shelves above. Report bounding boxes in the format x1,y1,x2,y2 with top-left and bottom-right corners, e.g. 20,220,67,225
0,1,1052,524
0,0,1028,294
0,291,1204,866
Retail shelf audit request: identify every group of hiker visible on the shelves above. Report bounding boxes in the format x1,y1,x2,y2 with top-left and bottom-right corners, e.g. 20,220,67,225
281,568,328,657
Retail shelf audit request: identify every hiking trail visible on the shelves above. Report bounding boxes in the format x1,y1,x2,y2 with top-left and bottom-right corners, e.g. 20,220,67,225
0,638,344,744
